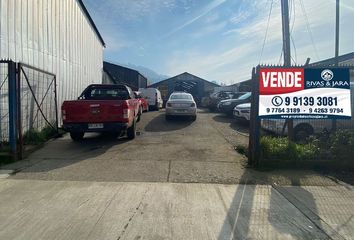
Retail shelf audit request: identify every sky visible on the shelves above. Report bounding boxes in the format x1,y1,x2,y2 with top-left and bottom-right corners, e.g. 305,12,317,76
83,0,354,85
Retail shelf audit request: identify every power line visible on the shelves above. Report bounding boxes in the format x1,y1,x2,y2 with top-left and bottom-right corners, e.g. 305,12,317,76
291,35,298,63
290,0,296,34
258,0,274,64
278,47,283,65
288,0,297,64
299,0,320,61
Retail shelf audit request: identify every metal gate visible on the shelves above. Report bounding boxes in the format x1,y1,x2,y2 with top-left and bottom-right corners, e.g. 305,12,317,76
18,63,58,158
0,61,58,160
0,60,10,149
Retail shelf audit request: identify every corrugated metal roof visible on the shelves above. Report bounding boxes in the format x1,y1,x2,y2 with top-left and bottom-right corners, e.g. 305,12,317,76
103,61,148,91
150,72,220,87
78,0,106,47
103,62,147,79
309,52,354,66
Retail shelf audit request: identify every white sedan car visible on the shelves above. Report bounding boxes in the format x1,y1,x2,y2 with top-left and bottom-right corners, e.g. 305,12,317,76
233,103,251,121
165,92,197,121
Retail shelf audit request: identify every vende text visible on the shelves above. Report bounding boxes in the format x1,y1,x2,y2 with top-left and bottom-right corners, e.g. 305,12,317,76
260,68,304,95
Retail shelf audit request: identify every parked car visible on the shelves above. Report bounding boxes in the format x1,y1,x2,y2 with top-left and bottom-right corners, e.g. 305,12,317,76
201,96,211,108
233,103,251,121
262,82,354,141
134,91,149,112
208,91,246,112
165,92,197,121
218,92,252,115
262,118,354,141
62,84,140,141
138,88,163,110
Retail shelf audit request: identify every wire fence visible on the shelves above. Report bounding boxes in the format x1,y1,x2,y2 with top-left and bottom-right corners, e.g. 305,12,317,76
19,64,58,138
0,61,58,158
261,117,354,141
0,62,9,146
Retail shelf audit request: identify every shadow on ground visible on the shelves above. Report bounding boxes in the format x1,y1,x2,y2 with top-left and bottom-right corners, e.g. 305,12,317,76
7,133,128,174
195,108,210,114
217,170,328,239
144,113,193,132
319,169,354,185
212,114,249,135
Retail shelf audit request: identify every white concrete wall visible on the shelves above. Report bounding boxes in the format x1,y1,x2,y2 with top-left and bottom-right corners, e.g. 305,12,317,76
0,0,104,106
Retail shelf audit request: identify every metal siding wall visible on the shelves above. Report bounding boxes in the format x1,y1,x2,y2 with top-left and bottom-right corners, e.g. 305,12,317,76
0,0,103,118
138,75,147,89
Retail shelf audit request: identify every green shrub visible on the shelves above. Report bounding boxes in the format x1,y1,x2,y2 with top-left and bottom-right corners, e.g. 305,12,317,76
41,125,57,139
23,125,58,145
327,130,354,163
260,136,318,162
260,130,354,164
23,129,46,145
235,145,248,156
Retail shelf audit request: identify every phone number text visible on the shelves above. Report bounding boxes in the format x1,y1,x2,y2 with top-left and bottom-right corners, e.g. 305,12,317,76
266,108,344,114
283,97,338,106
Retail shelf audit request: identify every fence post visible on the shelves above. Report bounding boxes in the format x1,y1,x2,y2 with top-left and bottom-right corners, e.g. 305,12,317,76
54,76,59,132
248,66,261,166
17,63,23,159
8,61,18,159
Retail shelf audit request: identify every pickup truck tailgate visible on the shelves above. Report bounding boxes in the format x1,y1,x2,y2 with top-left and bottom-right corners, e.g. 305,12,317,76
62,100,127,123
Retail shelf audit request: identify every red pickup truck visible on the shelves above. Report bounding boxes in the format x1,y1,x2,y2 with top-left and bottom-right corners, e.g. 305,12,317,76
62,84,141,141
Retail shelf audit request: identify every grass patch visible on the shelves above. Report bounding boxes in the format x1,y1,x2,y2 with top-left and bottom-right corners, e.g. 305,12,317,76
260,130,354,168
23,129,46,145
260,136,318,162
235,145,248,156
0,152,13,165
1,125,59,165
23,125,58,145
0,143,14,165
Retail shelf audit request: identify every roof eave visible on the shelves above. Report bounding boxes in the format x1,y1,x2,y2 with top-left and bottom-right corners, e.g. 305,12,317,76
77,0,106,47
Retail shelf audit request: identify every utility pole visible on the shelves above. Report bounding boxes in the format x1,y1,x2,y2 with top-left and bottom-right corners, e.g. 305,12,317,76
281,0,294,140
281,0,291,66
332,0,340,131
335,0,340,65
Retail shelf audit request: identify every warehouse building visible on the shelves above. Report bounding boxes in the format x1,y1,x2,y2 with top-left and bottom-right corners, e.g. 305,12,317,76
150,72,219,104
309,52,354,81
0,0,105,104
0,0,105,148
309,52,354,67
103,62,148,90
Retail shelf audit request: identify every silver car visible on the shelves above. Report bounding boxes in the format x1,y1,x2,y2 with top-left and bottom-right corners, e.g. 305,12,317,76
233,103,251,121
165,92,197,121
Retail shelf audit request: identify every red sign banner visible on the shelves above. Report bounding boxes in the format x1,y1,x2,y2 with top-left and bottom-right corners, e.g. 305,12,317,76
260,68,304,95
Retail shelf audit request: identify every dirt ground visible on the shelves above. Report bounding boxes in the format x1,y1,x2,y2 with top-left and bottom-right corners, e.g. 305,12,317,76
3,109,348,186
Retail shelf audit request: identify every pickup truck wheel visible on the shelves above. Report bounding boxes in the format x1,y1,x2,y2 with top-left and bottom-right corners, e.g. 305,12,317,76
70,132,84,141
191,115,197,121
127,120,136,140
